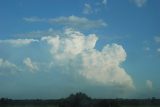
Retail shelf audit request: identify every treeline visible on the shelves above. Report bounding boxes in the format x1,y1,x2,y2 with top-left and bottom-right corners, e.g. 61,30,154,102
0,92,160,107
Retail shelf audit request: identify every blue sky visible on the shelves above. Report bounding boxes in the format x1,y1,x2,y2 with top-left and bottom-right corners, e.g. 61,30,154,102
0,0,160,99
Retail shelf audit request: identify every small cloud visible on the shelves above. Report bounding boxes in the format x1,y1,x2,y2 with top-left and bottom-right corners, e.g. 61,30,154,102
83,0,107,14
15,28,60,39
154,36,160,43
49,15,107,29
144,47,150,51
146,80,153,90
102,0,107,5
23,16,107,29
0,58,19,75
83,3,93,14
23,17,46,22
131,0,147,7
0,39,39,47
157,48,160,52
23,57,38,72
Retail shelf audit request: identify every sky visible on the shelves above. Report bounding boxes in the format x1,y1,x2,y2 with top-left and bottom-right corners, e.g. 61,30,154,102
0,0,160,99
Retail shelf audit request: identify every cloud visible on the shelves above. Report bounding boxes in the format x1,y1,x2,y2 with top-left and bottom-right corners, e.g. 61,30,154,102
23,57,38,72
131,0,147,7
157,48,160,52
15,28,60,39
49,16,107,29
154,36,160,53
42,29,98,60
154,36,160,43
83,1,107,14
144,47,150,51
1,28,134,90
43,28,134,89
0,58,19,75
24,16,107,29
102,0,107,5
146,80,153,90
23,17,46,22
0,39,39,47
83,3,93,14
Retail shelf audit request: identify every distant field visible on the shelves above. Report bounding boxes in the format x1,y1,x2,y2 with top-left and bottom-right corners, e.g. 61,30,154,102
0,105,58,107
122,105,160,107
2,105,160,107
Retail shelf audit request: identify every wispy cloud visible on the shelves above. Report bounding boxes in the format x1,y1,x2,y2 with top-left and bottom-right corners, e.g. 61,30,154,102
15,28,60,39
83,0,107,15
0,58,19,75
144,47,150,51
102,0,107,6
154,36,160,43
131,0,147,7
49,16,107,29
23,57,38,72
83,3,93,14
146,80,153,90
0,39,39,47
157,48,160,53
24,16,107,29
154,36,160,53
23,17,46,22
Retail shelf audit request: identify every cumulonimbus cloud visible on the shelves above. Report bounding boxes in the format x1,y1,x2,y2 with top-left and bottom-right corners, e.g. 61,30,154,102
0,28,134,89
42,28,135,89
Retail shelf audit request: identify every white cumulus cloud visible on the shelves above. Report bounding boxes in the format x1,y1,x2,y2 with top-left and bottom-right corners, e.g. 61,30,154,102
43,28,134,89
23,57,38,72
0,39,38,47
